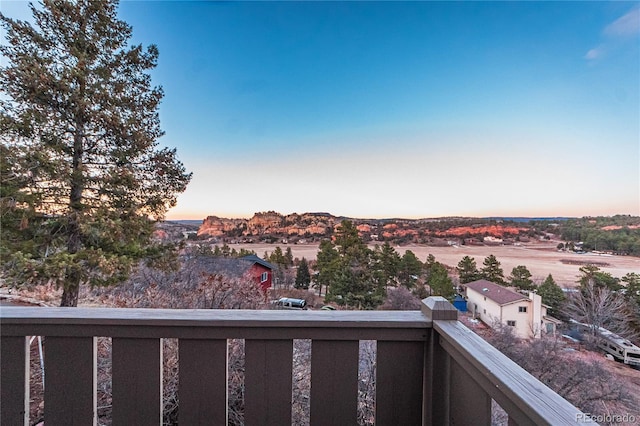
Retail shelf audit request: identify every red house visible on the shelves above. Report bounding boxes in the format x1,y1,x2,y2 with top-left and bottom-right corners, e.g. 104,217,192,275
240,254,275,291
191,254,275,292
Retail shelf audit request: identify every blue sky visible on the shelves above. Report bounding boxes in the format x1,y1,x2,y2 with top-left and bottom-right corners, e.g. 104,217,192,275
3,1,639,219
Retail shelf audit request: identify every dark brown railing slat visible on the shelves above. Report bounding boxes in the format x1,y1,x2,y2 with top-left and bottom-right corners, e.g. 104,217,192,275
449,357,491,425
310,340,359,425
178,339,228,425
44,337,96,425
112,338,162,426
245,339,293,425
376,340,424,425
0,336,29,426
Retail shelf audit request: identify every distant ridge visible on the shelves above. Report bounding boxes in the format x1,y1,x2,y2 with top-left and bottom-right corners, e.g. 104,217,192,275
484,217,572,223
172,214,573,223
167,219,203,227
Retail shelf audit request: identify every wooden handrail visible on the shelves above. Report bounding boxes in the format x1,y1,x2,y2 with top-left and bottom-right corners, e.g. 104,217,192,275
0,297,590,426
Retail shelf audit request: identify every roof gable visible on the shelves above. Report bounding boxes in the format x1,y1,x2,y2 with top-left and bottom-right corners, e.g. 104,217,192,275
241,254,275,270
466,279,528,305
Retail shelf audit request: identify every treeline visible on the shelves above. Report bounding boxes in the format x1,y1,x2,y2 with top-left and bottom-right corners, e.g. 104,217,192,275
190,216,640,255
552,216,640,255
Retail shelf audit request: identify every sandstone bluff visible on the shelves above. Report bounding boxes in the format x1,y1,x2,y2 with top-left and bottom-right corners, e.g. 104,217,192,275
197,212,339,238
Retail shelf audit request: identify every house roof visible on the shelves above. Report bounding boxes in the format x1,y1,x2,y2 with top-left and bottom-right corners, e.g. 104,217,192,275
191,256,255,277
465,279,528,306
191,254,275,277
544,316,563,324
241,254,275,270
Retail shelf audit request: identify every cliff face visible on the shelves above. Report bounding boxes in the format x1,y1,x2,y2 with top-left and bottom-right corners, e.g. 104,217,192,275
197,216,246,237
197,212,337,238
247,211,284,235
196,212,535,243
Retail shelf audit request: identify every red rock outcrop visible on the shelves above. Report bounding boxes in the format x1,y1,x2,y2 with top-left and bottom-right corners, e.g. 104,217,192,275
197,216,245,237
197,212,336,238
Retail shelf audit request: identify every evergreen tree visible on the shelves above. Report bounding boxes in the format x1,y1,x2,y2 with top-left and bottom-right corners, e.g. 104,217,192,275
329,260,383,309
427,262,455,301
372,242,400,289
456,255,480,284
285,247,294,267
269,246,286,267
398,250,423,289
621,273,640,338
481,254,506,285
295,257,311,289
0,0,191,306
334,220,369,262
315,240,339,297
537,274,566,317
509,265,535,291
322,221,384,309
577,264,621,291
622,273,640,306
423,253,437,281
237,248,256,258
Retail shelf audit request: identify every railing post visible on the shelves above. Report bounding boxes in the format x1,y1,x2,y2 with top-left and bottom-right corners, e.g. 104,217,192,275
0,336,29,426
421,296,458,426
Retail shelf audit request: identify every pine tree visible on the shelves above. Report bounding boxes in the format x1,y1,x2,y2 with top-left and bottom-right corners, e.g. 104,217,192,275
315,240,339,297
622,273,640,306
269,246,286,267
427,262,455,301
398,250,423,289
481,254,506,285
537,274,565,317
457,256,480,284
509,265,535,291
295,257,311,290
372,242,400,289
577,264,621,291
284,247,294,268
0,0,191,306
322,221,384,309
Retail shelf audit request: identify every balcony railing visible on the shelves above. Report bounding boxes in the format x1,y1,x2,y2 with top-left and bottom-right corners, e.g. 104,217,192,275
1,296,587,425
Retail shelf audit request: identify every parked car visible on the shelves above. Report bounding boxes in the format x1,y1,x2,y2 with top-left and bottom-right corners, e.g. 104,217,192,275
274,297,307,310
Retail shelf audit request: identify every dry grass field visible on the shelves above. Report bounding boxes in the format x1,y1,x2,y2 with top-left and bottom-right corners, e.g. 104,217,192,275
232,240,640,288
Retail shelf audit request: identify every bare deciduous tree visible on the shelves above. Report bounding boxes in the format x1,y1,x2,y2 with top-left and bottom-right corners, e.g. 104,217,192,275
564,279,639,343
379,286,422,310
486,328,636,421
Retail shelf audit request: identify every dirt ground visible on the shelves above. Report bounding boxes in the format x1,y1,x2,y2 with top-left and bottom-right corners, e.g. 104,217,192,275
228,240,640,288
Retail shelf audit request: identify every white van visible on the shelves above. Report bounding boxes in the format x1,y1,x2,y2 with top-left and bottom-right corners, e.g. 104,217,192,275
275,297,307,310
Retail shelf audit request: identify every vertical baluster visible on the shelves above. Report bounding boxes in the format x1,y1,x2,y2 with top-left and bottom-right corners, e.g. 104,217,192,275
44,337,97,425
178,339,228,425
1,336,29,426
245,339,293,425
112,338,162,425
377,340,424,425
449,357,491,425
310,340,359,425
424,330,450,425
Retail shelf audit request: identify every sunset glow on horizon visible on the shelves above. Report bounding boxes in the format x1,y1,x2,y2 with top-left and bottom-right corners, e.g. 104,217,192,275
5,1,638,221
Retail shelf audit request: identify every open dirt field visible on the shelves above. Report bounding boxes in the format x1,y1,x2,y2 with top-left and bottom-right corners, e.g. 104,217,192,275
229,240,640,288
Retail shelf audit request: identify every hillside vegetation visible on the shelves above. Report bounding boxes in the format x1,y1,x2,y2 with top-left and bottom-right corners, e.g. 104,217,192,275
191,212,640,256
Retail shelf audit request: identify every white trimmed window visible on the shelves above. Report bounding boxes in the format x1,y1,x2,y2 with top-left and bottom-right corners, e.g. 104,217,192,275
507,320,516,327
518,306,527,313
260,272,268,283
